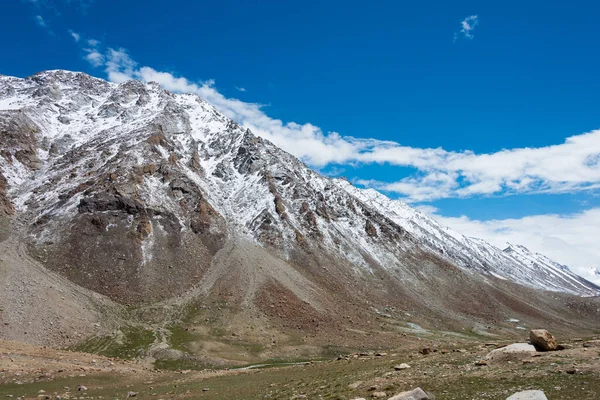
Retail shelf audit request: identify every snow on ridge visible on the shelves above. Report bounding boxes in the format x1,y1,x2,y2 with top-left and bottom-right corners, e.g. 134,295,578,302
1,70,599,297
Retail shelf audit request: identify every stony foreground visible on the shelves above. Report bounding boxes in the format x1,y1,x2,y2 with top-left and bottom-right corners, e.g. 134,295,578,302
1,336,600,399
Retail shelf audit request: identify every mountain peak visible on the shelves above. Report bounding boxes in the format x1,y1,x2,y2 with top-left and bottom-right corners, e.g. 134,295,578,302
0,70,598,309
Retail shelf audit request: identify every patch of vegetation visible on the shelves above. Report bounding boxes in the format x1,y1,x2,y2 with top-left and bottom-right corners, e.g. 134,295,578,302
153,358,215,371
166,325,199,351
72,326,156,359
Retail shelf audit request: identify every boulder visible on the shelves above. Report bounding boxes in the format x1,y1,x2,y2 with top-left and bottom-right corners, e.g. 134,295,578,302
393,363,411,370
506,390,548,400
529,329,558,351
486,343,536,360
388,388,429,400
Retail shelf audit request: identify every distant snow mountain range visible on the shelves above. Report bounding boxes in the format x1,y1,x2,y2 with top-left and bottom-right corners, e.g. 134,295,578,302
0,69,598,303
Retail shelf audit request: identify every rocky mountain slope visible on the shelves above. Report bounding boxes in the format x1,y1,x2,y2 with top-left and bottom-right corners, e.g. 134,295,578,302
341,185,598,296
0,70,599,352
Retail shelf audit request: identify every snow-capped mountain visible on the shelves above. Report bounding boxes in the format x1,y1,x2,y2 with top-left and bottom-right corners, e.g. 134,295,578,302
339,185,598,295
0,70,598,312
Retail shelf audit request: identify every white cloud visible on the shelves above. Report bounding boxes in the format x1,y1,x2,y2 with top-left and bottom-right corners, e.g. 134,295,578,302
70,40,600,279
34,15,46,27
80,45,600,203
69,30,80,42
235,86,246,92
84,49,104,67
454,15,479,41
422,208,600,285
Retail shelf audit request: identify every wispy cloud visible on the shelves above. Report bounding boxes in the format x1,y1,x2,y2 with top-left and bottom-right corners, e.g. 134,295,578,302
69,29,80,42
79,44,600,203
34,14,46,27
24,0,94,35
84,49,104,67
33,14,55,35
454,15,479,41
424,207,600,285
235,86,246,92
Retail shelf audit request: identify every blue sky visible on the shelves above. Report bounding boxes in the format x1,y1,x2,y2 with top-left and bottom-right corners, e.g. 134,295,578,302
3,0,600,281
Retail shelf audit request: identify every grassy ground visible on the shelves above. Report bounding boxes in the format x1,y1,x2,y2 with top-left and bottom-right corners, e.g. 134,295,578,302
71,325,156,359
2,340,599,399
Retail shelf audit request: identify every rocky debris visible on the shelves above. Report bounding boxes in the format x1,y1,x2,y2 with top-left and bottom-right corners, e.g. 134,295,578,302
190,148,202,172
266,171,287,219
388,388,429,400
583,340,600,348
419,347,432,355
127,391,138,397
78,192,145,215
474,360,488,366
371,392,386,398
136,218,152,239
140,163,157,174
365,220,378,237
77,385,87,391
146,133,168,147
0,110,42,170
0,172,14,216
394,363,411,370
505,390,548,400
529,329,558,351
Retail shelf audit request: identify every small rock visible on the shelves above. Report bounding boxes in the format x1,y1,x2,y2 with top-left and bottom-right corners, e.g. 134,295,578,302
566,368,577,375
506,390,548,400
394,363,411,370
583,340,600,348
475,360,488,366
419,347,432,355
77,385,87,392
371,392,387,398
127,392,138,397
348,381,363,390
388,387,430,400
529,329,558,351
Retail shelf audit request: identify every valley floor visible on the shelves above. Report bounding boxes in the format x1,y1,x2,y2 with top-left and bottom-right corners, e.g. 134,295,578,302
1,337,600,399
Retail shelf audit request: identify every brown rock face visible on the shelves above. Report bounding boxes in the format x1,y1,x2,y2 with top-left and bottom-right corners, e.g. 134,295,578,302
529,329,558,351
0,172,14,216
365,220,378,237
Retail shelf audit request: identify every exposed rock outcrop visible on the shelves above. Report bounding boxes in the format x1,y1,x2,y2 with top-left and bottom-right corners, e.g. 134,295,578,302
529,329,558,351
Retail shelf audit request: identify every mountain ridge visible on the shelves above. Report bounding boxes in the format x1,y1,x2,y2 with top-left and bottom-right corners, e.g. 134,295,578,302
1,70,599,352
